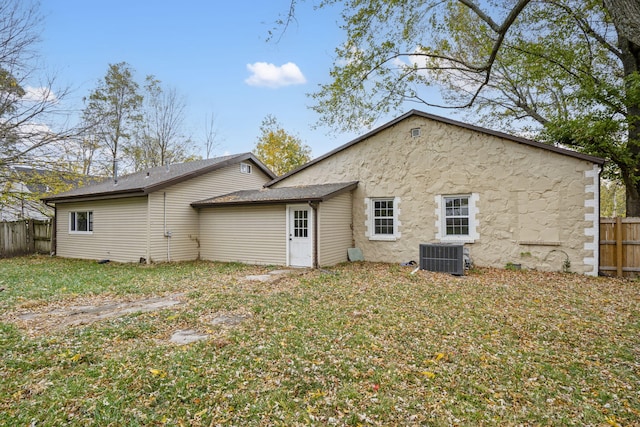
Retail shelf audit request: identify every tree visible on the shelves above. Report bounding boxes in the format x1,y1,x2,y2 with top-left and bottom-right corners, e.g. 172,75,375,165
82,62,143,176
283,0,640,215
0,0,80,217
254,115,311,175
203,112,221,159
601,180,626,217
0,0,74,171
125,76,197,171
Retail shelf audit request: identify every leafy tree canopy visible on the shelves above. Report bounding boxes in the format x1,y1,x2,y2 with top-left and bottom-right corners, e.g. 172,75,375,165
254,115,312,176
284,0,640,214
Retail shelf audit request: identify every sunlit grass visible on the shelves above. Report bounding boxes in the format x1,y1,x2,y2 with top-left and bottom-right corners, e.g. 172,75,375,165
0,256,638,426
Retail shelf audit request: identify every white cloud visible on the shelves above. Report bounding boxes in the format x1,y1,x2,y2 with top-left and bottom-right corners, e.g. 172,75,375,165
245,62,307,88
23,86,58,103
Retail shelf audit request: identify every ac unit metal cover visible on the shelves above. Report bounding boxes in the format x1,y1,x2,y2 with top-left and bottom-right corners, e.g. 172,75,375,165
420,243,464,275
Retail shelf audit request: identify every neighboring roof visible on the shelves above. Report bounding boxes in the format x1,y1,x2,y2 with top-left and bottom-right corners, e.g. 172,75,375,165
10,166,102,194
267,110,606,187
42,153,276,203
191,181,359,208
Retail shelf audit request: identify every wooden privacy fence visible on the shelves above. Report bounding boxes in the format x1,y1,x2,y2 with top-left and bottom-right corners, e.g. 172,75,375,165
0,219,51,258
600,217,640,277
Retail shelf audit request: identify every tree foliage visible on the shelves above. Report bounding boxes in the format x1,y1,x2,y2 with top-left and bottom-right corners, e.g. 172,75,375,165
81,64,200,174
81,62,143,176
0,0,80,217
285,0,640,214
254,115,311,176
125,76,197,171
0,0,74,169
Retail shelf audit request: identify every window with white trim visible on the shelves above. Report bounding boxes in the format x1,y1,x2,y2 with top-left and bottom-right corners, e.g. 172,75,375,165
366,197,401,240
435,193,479,243
70,211,93,233
240,162,252,174
444,196,469,236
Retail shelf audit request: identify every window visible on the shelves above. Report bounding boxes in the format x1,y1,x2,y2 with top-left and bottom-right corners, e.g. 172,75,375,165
366,197,401,240
374,199,394,235
445,196,469,236
240,162,252,174
435,193,479,243
293,209,308,237
411,127,421,137
70,211,93,233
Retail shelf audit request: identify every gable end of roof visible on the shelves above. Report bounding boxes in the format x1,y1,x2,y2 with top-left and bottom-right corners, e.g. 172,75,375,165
266,110,605,187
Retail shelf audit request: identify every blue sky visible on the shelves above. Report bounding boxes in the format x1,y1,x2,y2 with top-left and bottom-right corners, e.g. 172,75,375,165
36,0,387,159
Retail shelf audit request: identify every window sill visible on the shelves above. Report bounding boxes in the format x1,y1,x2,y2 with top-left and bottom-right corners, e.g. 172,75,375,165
69,231,93,235
369,235,398,241
439,236,475,244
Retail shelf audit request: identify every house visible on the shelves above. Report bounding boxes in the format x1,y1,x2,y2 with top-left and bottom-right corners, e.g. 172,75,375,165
1,166,54,221
42,153,275,263
1,166,99,222
192,110,604,275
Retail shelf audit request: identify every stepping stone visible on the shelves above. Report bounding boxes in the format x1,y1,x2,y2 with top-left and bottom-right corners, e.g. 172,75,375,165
170,329,209,345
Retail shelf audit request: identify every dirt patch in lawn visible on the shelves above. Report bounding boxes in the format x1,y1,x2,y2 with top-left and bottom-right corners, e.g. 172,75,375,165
10,293,185,336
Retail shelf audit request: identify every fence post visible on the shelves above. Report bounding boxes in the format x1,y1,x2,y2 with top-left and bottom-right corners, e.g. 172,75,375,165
27,219,36,253
616,216,623,277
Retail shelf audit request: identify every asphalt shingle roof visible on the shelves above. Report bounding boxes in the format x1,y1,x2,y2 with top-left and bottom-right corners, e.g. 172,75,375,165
42,153,274,203
191,181,358,207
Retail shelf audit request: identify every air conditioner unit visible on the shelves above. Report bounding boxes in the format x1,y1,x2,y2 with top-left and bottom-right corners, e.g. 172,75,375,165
420,243,465,275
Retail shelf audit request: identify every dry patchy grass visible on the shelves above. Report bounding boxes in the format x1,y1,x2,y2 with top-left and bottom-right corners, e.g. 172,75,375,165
0,256,639,426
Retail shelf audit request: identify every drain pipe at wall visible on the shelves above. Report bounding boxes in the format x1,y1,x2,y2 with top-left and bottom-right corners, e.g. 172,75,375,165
309,201,319,269
164,192,171,262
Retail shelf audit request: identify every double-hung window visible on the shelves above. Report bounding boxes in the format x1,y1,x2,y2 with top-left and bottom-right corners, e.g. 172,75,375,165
444,196,469,236
436,193,479,243
366,197,400,240
70,211,93,233
373,199,395,235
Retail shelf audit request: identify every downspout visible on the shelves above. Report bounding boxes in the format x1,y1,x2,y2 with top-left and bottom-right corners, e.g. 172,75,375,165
44,200,56,256
597,165,602,276
309,201,319,269
164,192,171,262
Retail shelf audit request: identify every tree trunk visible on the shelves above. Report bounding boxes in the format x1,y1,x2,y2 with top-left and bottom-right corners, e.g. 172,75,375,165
606,1,640,215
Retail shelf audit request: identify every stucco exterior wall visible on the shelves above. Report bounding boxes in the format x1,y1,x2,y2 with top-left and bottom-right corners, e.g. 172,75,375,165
148,162,271,262
199,205,287,265
318,192,353,266
55,197,147,262
275,116,599,274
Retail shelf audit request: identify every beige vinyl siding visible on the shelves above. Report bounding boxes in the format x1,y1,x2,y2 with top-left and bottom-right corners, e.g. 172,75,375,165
318,192,353,266
56,197,147,262
147,162,272,262
199,205,286,265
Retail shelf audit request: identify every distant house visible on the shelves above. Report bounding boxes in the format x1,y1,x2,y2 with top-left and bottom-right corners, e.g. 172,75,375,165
44,111,605,275
42,154,275,263
192,111,604,275
1,166,55,221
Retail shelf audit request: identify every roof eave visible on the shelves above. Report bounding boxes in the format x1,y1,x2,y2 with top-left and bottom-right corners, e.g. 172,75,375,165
192,181,359,208
41,189,147,204
192,197,324,209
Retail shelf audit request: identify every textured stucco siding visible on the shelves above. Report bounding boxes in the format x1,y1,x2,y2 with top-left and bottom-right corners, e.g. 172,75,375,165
199,205,286,265
274,116,599,274
55,197,147,262
318,192,353,266
147,163,271,262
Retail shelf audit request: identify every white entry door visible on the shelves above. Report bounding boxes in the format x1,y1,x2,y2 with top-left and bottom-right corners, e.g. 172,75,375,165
288,205,313,267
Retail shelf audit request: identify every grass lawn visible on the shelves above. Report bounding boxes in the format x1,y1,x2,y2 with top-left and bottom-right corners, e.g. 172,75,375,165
1,256,639,426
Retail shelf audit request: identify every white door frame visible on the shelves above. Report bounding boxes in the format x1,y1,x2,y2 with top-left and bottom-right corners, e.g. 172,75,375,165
286,204,313,267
